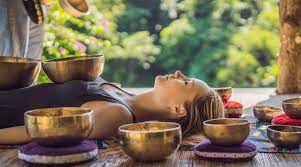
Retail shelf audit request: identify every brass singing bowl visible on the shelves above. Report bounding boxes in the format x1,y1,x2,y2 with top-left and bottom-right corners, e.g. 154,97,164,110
0,56,41,90
282,98,301,119
59,0,89,17
203,118,250,146
42,55,105,84
253,106,284,123
214,87,232,103
267,125,301,148
25,107,94,147
118,122,182,162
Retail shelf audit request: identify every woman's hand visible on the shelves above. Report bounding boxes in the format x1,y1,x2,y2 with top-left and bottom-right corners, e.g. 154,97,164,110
0,126,31,145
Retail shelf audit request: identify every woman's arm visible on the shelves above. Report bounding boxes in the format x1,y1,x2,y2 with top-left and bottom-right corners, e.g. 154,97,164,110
0,126,31,145
82,101,133,140
0,101,132,145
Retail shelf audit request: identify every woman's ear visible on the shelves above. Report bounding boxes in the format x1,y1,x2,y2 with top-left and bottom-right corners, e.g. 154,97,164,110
169,104,187,118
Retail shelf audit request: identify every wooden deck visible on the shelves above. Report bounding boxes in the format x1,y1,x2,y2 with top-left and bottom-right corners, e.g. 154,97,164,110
1,88,301,167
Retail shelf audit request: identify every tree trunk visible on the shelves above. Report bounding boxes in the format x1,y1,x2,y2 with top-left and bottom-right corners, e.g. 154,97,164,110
277,0,301,94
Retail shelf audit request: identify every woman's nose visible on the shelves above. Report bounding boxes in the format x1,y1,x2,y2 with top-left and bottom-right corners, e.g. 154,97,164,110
175,70,186,79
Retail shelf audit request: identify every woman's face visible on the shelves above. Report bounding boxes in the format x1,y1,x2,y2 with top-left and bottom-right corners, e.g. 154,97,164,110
153,71,210,106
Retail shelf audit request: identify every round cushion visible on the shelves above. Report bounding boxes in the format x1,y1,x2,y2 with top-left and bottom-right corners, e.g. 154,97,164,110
18,140,98,165
272,114,301,126
194,140,257,162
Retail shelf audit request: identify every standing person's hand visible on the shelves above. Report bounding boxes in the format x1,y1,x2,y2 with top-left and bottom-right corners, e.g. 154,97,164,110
40,0,54,5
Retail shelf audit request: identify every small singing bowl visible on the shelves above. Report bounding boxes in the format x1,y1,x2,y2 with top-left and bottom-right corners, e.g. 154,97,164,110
203,118,250,146
25,107,94,147
42,55,105,84
118,122,182,162
214,87,232,103
267,125,301,148
253,106,284,123
282,98,301,119
0,56,41,90
59,0,89,17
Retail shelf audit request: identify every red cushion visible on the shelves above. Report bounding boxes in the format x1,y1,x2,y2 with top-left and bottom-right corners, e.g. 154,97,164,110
272,114,301,126
224,101,243,109
224,101,243,118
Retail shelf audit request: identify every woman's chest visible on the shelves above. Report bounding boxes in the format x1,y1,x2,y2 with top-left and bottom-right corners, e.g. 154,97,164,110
100,84,130,103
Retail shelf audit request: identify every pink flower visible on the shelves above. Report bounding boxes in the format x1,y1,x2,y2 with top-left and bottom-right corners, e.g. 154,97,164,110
74,42,87,53
58,47,67,54
101,19,110,29
45,5,49,13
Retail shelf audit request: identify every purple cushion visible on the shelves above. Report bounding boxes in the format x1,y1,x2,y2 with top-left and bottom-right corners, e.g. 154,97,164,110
18,140,98,165
19,140,97,156
194,140,257,162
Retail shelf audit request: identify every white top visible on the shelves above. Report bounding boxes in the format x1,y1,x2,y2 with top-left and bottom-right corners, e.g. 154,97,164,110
0,0,44,59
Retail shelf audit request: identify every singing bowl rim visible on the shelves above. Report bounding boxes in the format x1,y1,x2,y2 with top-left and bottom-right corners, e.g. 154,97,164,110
42,54,104,63
282,98,301,105
24,107,93,119
0,56,41,64
119,122,181,134
253,105,283,111
203,118,249,127
253,105,283,115
267,125,301,134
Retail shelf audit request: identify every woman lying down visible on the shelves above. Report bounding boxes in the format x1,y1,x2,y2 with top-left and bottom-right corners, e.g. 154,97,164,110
0,70,224,144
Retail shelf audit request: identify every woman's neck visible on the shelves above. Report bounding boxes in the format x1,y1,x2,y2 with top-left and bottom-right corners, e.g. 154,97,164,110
125,89,167,122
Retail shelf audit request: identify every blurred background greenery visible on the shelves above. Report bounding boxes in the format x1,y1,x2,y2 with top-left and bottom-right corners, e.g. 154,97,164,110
40,0,279,87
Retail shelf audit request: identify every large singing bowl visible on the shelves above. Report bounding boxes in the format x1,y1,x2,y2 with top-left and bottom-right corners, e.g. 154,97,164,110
25,107,94,147
42,55,104,83
119,122,182,162
0,56,41,90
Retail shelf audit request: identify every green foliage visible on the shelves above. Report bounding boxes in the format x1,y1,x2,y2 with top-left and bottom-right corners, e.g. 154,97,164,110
42,0,280,87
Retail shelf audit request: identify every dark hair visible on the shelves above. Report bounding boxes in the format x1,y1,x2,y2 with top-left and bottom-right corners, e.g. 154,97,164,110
178,89,225,136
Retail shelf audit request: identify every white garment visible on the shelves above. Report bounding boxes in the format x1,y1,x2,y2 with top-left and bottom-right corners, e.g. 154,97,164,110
0,0,44,59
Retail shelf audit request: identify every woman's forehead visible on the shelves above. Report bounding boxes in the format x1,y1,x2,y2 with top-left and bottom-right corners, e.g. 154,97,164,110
191,78,210,94
191,78,207,86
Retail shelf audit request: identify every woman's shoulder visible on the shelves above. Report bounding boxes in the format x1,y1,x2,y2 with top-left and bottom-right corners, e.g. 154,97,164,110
106,103,133,122
82,101,134,123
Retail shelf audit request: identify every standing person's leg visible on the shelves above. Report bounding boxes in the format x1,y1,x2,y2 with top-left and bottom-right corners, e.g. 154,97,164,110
0,0,15,56
0,0,29,57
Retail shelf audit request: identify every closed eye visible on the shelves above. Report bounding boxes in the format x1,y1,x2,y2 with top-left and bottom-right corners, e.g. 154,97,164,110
184,80,190,85
183,79,194,86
